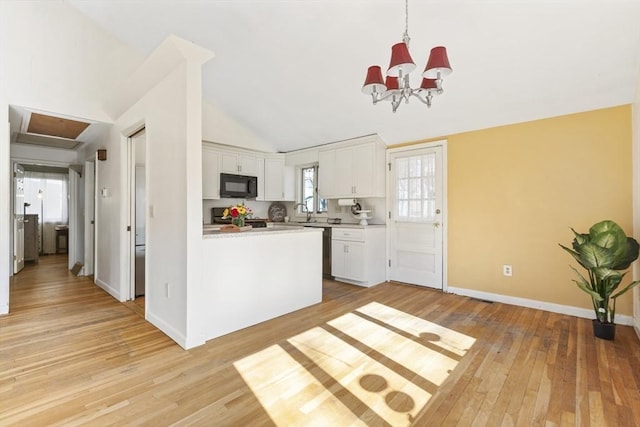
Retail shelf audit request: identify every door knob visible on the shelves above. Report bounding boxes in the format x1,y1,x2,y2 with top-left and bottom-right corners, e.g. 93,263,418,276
436,209,441,214
434,222,441,228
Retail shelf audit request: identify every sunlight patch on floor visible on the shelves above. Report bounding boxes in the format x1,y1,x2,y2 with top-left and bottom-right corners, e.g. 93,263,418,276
233,344,365,426
233,302,475,426
356,302,476,357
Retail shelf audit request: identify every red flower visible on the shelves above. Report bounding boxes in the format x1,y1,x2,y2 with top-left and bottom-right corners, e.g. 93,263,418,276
230,207,239,217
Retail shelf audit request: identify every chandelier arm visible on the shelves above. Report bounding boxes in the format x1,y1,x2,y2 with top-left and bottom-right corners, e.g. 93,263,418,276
410,90,433,108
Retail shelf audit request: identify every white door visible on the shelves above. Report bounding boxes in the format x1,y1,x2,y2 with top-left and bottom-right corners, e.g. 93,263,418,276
388,146,444,289
129,129,146,300
13,163,25,274
84,160,95,276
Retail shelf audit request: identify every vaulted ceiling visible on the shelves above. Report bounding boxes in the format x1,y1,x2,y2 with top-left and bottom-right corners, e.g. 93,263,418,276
68,0,640,152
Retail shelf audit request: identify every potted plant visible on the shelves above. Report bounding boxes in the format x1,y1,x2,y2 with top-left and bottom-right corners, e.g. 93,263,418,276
559,220,639,340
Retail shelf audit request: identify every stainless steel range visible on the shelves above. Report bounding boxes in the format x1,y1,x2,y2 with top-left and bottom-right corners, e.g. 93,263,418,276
211,207,267,228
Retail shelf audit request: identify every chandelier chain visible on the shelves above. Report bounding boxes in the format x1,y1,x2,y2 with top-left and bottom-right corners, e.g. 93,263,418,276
403,0,410,45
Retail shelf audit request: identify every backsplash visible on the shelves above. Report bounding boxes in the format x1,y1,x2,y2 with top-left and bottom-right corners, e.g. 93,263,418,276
202,199,273,224
203,197,386,225
284,197,386,225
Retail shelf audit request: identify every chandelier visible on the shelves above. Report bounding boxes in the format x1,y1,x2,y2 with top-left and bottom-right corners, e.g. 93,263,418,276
362,0,452,112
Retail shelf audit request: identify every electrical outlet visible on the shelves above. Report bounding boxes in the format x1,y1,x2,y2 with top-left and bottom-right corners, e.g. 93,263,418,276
503,265,512,277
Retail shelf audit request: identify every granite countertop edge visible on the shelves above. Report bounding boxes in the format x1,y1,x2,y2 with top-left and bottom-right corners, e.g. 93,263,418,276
203,226,322,239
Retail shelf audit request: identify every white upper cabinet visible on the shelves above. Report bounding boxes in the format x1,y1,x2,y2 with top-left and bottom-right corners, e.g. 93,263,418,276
264,157,295,201
318,135,386,199
318,150,335,199
202,147,220,199
221,152,259,176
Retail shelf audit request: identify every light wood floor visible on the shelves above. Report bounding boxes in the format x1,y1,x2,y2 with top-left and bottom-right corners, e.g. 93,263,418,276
2,255,639,426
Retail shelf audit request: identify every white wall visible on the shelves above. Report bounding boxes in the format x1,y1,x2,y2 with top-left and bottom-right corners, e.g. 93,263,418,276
202,101,275,152
10,144,79,166
0,1,276,322
76,35,213,349
633,66,640,337
0,2,141,124
0,109,9,314
0,1,141,314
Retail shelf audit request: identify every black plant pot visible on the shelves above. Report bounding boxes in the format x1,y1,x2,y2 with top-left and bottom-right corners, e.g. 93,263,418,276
592,319,616,340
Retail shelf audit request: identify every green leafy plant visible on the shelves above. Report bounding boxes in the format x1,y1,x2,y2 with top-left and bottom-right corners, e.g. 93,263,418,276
559,220,639,324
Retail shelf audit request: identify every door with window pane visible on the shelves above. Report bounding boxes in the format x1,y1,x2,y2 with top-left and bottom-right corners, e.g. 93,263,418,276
388,146,443,289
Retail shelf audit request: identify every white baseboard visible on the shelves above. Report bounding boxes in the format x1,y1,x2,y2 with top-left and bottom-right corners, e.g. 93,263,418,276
95,278,121,302
447,286,635,326
146,309,202,350
635,318,640,340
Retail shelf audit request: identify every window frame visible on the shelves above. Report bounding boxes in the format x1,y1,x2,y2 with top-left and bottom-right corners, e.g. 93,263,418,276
296,163,327,219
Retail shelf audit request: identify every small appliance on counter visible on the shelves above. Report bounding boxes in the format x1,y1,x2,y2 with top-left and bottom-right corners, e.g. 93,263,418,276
327,217,342,224
354,210,372,226
211,207,267,228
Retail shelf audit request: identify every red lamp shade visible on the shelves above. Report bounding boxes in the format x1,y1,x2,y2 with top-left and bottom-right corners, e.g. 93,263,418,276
387,42,416,77
382,76,401,100
362,65,387,94
423,46,452,79
385,76,400,90
419,78,438,90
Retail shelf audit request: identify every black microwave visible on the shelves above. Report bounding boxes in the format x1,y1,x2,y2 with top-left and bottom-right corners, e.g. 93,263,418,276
220,173,258,199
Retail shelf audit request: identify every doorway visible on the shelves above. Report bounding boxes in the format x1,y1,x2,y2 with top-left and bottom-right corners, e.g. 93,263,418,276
128,129,146,299
83,159,96,277
12,163,71,273
13,163,25,274
387,142,447,290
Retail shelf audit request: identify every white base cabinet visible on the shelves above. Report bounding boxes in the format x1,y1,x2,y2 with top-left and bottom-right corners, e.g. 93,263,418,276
331,227,386,287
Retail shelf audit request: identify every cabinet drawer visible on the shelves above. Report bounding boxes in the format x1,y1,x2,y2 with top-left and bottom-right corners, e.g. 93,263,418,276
332,228,365,241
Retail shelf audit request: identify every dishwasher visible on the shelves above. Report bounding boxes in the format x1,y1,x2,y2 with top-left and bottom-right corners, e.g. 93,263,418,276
322,227,332,279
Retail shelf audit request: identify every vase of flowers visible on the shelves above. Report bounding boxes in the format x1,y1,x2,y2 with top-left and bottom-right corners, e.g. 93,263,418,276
222,203,252,229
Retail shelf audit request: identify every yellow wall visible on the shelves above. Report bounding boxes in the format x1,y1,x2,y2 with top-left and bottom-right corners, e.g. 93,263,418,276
447,106,634,315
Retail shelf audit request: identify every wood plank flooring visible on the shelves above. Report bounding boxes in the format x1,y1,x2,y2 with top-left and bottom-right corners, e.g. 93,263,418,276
1,255,639,426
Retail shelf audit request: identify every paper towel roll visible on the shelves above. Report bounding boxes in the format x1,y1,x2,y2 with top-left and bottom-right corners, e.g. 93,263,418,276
337,198,356,206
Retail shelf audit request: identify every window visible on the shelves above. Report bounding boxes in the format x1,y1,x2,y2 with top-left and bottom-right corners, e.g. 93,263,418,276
23,172,69,223
395,153,436,222
299,165,327,214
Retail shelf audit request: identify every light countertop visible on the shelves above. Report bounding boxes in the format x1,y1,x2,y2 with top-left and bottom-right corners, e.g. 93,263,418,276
203,222,385,234
274,222,386,229
203,225,321,239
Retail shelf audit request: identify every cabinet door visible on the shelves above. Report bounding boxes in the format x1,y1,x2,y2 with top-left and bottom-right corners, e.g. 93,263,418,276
264,157,285,200
239,155,258,176
202,149,220,199
334,146,354,197
353,143,375,197
346,241,365,281
318,150,335,198
220,152,239,173
331,240,347,278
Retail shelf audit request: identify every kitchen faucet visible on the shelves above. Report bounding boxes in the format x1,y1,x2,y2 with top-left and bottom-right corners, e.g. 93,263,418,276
294,203,312,222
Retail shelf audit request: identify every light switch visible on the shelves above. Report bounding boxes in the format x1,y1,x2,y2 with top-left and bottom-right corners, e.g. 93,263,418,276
149,205,154,218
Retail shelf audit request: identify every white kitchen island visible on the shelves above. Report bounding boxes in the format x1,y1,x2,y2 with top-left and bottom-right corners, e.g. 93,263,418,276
200,226,322,341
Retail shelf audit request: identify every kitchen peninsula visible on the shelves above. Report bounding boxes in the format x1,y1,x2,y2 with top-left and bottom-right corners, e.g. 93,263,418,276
200,226,322,341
